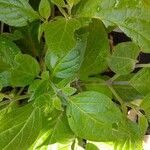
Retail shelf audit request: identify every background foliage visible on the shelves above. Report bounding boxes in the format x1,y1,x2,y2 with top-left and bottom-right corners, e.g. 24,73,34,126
0,0,150,149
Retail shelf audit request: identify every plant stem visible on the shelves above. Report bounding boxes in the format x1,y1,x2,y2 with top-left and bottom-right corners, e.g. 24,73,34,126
135,63,150,68
107,74,120,85
108,85,127,117
112,81,129,85
58,7,68,18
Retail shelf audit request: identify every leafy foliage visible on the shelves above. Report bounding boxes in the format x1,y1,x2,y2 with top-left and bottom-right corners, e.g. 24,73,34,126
0,0,150,149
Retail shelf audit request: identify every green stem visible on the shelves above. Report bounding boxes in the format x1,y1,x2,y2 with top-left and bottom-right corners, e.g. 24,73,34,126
107,74,120,85
108,85,127,117
135,63,150,68
58,7,69,18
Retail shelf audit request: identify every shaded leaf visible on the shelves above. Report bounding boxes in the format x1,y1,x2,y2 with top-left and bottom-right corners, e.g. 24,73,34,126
80,19,110,78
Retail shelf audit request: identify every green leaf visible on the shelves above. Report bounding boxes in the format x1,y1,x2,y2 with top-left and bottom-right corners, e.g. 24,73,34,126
83,78,112,98
75,0,150,53
86,143,99,150
34,93,52,110
48,112,74,144
140,94,150,121
39,0,51,20
0,37,20,72
32,111,74,148
0,71,11,87
138,114,148,136
0,0,39,27
0,103,42,150
67,0,81,6
129,68,150,95
45,38,86,79
67,91,128,141
108,42,140,75
53,96,64,111
80,19,110,78
11,54,40,87
45,17,81,56
51,0,66,7
113,74,143,102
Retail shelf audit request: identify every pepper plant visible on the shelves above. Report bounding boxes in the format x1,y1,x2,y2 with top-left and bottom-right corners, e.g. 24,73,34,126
0,0,150,150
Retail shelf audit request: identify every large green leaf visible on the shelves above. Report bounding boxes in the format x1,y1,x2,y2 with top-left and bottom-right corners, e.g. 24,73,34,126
45,17,81,56
45,39,86,79
129,68,150,95
75,0,150,52
67,91,129,141
108,42,140,75
11,54,40,87
0,103,42,150
79,19,110,78
0,0,39,27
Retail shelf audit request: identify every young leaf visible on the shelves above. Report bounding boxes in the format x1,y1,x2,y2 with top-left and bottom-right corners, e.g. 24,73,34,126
129,68,150,95
0,103,42,150
0,0,39,27
108,42,140,75
45,39,86,79
11,54,40,87
53,96,64,111
39,0,51,20
45,17,80,56
67,91,127,141
80,19,110,78
75,0,150,53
